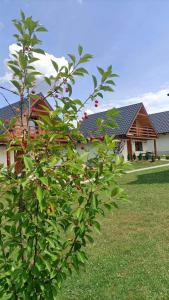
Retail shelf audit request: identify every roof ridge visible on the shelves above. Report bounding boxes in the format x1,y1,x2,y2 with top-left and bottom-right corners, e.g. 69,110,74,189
87,102,143,117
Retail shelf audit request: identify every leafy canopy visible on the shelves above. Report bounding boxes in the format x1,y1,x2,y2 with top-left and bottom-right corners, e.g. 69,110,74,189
0,11,125,299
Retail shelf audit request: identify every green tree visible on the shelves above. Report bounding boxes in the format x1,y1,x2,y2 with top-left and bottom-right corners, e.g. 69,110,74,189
0,11,126,299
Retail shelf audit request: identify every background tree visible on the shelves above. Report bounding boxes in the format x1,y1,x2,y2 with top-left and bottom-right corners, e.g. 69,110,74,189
0,11,126,299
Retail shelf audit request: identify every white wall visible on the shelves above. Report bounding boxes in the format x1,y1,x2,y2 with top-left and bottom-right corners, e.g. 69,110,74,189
131,140,148,156
120,140,127,161
0,146,15,167
0,146,7,166
122,139,155,160
149,134,169,155
77,139,158,162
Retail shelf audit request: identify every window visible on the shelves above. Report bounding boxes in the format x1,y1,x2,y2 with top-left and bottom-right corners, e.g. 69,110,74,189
135,141,143,151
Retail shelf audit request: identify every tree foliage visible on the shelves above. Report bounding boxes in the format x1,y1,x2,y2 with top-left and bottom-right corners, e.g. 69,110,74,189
0,11,126,299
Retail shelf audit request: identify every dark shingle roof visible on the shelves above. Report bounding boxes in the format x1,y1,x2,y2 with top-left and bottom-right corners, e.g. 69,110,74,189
0,93,52,121
149,111,169,134
80,102,143,137
0,99,29,121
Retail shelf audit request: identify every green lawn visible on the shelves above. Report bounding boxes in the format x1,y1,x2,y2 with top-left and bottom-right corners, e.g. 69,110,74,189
58,165,169,300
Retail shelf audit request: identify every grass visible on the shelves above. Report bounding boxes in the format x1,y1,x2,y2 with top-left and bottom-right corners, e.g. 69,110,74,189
58,165,169,300
126,159,169,171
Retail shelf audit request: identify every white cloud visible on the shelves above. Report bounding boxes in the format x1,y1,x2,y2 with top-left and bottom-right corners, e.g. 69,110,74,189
0,43,68,94
116,88,169,114
85,109,93,115
90,86,169,115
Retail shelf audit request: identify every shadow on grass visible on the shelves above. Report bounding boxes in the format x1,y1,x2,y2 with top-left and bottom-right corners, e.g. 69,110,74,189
129,169,169,185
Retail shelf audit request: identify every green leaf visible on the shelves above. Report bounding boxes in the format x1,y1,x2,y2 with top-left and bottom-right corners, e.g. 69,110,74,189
20,10,25,20
93,221,101,233
97,92,103,98
67,83,72,96
75,67,88,75
86,235,94,244
0,118,4,126
97,67,104,76
78,45,83,56
8,66,22,77
36,186,44,212
23,155,33,171
68,53,76,64
79,53,93,63
36,26,48,32
75,207,82,219
110,73,119,77
11,80,21,92
33,48,45,55
100,85,114,92
19,52,27,69
39,177,48,186
77,251,86,263
51,60,58,73
44,77,51,86
92,75,97,89
105,80,115,85
29,57,39,64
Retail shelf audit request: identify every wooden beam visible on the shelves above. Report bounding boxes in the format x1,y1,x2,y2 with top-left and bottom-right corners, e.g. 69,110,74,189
154,139,157,158
6,149,10,168
127,139,133,161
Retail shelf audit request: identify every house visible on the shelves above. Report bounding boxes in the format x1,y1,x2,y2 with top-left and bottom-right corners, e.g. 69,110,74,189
0,94,52,167
147,111,169,155
80,102,158,161
1,98,169,165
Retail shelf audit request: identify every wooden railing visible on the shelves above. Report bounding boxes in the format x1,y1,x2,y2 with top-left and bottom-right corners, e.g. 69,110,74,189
128,126,157,138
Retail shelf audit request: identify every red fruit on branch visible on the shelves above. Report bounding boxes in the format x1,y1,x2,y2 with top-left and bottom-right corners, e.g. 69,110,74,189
95,104,98,107
95,100,99,104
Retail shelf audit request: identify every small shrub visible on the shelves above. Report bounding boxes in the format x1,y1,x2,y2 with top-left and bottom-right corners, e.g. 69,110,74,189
127,153,131,161
166,155,169,160
138,153,142,161
145,152,151,160
157,155,161,160
151,155,155,162
133,153,136,160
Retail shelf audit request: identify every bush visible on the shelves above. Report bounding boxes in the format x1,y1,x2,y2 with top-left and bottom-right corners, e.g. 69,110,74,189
138,153,142,161
0,11,126,299
145,152,153,160
133,153,136,160
166,155,169,160
157,155,161,160
151,155,155,162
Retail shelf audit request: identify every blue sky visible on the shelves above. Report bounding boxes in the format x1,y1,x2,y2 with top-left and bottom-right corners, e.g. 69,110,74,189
1,0,169,115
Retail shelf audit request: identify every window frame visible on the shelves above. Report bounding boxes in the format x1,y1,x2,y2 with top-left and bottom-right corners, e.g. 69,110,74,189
135,141,143,152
